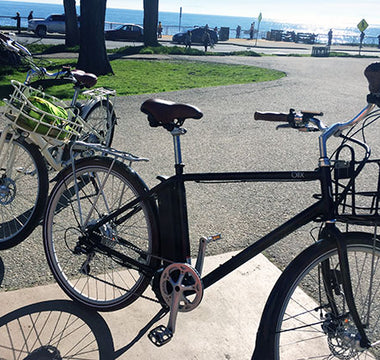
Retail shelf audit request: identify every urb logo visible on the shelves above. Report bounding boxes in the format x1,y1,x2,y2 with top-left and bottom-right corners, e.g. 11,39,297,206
291,172,305,179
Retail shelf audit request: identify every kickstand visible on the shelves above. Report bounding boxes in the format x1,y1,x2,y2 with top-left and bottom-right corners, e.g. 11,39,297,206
113,306,169,359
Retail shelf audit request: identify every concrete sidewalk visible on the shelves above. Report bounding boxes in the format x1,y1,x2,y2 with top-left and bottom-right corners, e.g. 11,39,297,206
0,251,282,359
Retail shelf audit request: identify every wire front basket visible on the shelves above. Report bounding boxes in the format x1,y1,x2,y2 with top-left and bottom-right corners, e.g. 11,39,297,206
333,157,380,226
312,108,380,226
5,80,82,141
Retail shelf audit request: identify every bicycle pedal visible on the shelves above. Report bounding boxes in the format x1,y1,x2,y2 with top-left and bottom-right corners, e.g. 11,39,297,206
148,325,173,347
206,233,222,243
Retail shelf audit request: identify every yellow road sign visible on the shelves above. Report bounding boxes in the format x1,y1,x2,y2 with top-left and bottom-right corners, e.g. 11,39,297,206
357,19,368,32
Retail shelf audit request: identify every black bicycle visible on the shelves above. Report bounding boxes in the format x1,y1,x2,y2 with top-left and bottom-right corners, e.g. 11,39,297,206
42,65,380,359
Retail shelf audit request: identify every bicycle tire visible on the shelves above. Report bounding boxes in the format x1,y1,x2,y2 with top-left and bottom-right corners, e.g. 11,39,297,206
0,133,48,250
81,100,116,147
0,299,114,359
253,232,380,359
43,156,159,311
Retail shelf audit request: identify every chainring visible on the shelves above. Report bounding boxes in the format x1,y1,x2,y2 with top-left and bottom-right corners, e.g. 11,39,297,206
159,263,203,312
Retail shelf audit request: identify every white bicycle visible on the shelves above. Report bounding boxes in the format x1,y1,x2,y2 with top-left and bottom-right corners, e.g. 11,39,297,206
0,32,117,249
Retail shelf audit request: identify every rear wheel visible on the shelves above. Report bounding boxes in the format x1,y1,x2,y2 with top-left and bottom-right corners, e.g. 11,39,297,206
43,157,159,311
254,233,380,359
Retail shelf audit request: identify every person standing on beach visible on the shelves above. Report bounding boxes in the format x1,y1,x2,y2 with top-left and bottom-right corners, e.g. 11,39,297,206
249,22,255,40
328,29,333,46
185,30,192,49
12,12,21,33
202,28,211,52
157,21,163,38
236,25,241,38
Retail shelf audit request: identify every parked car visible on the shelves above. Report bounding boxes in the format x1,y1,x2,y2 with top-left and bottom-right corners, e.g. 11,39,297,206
172,27,218,45
28,14,79,37
105,24,143,41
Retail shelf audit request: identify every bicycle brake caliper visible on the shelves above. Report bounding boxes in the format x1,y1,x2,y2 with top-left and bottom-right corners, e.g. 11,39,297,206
148,263,204,347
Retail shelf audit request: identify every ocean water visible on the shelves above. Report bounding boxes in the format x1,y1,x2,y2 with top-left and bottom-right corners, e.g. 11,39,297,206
1,0,379,45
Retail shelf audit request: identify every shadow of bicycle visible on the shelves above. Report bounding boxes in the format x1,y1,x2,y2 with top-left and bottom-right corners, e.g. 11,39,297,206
0,300,115,359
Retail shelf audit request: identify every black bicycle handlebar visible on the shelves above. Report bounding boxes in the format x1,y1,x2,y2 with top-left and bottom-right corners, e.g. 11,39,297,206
254,111,289,122
255,109,324,132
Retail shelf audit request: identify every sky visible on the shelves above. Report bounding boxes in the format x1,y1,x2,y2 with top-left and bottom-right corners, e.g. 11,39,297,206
6,0,380,27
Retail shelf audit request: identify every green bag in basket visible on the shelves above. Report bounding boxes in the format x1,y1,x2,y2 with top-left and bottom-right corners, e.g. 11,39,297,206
16,96,70,140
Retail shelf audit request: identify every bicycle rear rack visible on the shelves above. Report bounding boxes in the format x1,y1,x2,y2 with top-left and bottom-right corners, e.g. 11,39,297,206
69,141,149,166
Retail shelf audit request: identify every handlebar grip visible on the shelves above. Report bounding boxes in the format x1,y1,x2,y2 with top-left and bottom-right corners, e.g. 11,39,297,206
254,111,289,122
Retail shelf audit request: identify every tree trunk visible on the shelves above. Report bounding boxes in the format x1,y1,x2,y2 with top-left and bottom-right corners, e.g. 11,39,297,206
64,0,79,47
77,0,113,75
143,0,159,47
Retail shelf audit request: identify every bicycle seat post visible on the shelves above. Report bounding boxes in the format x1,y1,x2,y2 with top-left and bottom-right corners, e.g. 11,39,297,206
171,127,186,167
70,85,81,107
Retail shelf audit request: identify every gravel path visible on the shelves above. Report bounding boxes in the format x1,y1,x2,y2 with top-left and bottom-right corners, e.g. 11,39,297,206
0,55,378,291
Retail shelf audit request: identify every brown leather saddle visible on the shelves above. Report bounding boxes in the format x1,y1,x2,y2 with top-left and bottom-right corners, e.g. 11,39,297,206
141,98,203,130
71,69,98,88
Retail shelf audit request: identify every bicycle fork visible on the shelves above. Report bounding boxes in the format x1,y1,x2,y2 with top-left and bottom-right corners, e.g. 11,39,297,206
321,223,371,350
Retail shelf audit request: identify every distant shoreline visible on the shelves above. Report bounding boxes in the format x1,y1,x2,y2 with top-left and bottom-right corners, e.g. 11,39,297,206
2,0,380,45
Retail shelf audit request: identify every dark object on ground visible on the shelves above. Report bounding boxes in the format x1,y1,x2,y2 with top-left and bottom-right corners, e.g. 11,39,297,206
172,27,218,45
105,24,144,41
266,29,317,44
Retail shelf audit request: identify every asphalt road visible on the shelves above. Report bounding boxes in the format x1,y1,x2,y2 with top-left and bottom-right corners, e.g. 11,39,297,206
10,31,380,56
0,54,379,292
9,32,293,54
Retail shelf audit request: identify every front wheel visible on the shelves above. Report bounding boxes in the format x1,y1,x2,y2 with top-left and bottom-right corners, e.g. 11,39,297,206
254,232,380,359
80,100,116,147
0,133,48,249
43,157,159,311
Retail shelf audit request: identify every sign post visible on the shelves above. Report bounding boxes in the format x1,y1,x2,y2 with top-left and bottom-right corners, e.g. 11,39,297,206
255,12,262,46
179,7,182,32
357,18,368,55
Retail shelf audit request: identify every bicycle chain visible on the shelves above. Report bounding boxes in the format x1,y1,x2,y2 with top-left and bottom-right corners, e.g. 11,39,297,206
88,228,176,305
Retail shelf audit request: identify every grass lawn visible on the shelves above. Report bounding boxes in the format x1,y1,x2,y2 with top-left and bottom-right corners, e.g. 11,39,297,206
0,48,285,101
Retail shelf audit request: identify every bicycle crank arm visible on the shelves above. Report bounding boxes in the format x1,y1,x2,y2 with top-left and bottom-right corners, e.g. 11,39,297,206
195,236,207,275
148,285,181,347
148,290,179,347
195,234,221,275
148,263,204,347
148,271,183,346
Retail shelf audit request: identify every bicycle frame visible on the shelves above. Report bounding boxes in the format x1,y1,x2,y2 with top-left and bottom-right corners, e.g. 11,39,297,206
82,149,370,348
89,165,326,274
